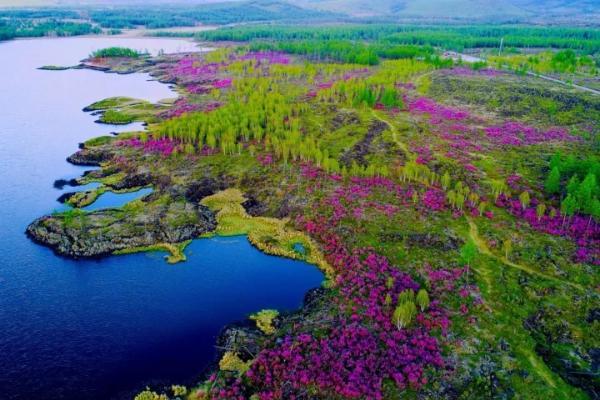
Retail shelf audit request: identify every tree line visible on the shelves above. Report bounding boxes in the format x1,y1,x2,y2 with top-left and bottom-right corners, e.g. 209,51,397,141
197,24,600,54
545,152,600,220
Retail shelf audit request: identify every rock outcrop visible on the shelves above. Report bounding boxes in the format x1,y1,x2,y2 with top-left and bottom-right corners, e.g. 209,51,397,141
26,202,216,258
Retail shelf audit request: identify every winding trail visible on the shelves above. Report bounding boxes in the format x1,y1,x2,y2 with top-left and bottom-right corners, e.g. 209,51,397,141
525,71,600,96
371,110,415,161
467,218,584,291
525,351,558,388
467,218,568,389
455,52,600,96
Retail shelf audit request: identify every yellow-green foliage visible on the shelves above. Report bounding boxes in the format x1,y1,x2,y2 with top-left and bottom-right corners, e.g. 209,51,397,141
67,188,105,208
250,309,279,335
170,385,187,397
393,300,417,330
488,51,597,76
397,289,415,305
201,189,333,277
416,289,430,311
134,389,169,400
369,59,432,84
155,56,435,177
393,289,418,330
416,74,431,95
113,241,191,264
101,109,135,124
85,96,139,111
219,351,251,374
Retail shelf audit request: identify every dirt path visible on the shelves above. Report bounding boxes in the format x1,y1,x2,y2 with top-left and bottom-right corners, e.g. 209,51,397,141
371,110,415,160
525,71,600,96
467,218,584,291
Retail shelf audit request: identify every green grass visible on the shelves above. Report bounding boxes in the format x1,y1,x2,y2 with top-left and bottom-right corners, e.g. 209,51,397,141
113,241,192,264
99,109,135,125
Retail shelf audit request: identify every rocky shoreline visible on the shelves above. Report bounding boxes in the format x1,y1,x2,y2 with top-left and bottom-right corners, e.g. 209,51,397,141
26,204,216,258
24,50,338,399
26,134,221,259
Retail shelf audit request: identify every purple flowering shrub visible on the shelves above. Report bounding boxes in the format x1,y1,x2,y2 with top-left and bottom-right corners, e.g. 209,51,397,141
408,97,470,124
204,164,478,399
484,122,577,147
117,136,180,157
497,194,600,265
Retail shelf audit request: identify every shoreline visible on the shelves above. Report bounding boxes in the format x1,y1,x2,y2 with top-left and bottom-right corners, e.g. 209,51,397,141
6,25,218,43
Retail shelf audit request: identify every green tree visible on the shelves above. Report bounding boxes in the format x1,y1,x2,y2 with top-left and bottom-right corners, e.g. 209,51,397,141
441,171,451,190
545,166,561,194
503,238,512,260
536,203,546,220
460,239,478,266
397,289,415,305
380,86,399,108
393,301,417,330
561,194,578,223
519,191,531,210
416,289,430,311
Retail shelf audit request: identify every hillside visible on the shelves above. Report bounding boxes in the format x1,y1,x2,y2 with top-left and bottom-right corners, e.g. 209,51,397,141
295,0,599,22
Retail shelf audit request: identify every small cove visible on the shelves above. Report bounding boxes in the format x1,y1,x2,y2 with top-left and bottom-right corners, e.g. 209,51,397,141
82,187,154,211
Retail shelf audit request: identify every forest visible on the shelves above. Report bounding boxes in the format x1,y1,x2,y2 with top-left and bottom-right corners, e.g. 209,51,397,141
196,24,600,54
0,18,99,41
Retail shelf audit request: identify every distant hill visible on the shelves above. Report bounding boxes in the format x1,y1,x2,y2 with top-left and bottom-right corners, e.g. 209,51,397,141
294,0,599,23
0,0,597,25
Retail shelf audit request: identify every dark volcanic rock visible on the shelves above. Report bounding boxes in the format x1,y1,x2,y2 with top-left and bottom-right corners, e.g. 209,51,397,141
184,177,223,203
67,147,114,166
586,308,600,323
57,192,76,204
216,322,263,362
379,230,462,251
53,178,79,189
242,196,267,217
214,287,329,366
331,109,360,130
275,193,309,219
108,172,153,191
26,202,216,258
340,119,388,167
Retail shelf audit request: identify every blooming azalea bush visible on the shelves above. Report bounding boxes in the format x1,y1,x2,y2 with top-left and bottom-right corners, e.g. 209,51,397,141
497,194,600,265
484,121,576,147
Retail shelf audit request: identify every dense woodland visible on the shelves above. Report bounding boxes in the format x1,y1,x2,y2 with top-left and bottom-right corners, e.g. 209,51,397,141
196,24,600,54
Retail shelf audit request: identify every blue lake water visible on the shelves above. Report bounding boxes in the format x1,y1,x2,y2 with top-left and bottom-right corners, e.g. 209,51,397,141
0,37,323,400
82,187,154,211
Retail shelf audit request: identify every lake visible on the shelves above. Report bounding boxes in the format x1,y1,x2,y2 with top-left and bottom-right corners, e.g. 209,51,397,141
0,37,324,399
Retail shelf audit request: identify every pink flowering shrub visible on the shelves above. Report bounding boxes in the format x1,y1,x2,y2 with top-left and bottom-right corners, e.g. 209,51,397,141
169,56,222,83
446,67,502,77
484,121,576,146
414,146,434,165
213,78,233,89
422,189,447,211
256,153,273,166
160,98,221,119
208,166,460,399
117,136,179,157
497,195,600,265
409,97,469,123
239,51,290,65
